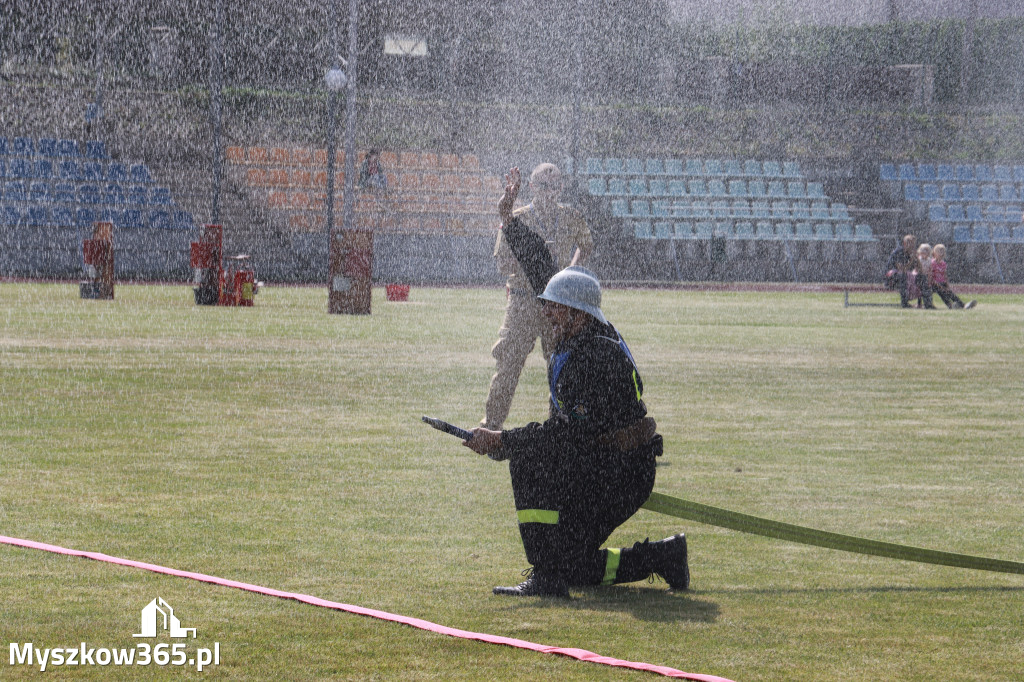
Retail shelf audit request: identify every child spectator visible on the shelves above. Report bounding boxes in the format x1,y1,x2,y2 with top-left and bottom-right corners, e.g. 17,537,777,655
914,243,936,309
931,244,977,309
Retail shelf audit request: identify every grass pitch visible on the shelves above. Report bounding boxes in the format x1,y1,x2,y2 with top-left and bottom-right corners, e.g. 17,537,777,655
1,283,1022,681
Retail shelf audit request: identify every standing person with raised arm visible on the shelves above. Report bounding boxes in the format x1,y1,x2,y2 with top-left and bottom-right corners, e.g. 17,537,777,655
480,163,593,431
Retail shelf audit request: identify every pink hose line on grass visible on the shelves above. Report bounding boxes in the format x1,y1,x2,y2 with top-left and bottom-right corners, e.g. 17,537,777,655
0,535,734,682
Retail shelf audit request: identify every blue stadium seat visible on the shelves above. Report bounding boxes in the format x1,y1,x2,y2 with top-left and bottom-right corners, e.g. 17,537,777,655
76,206,97,227
50,206,74,227
78,184,102,204
645,159,664,175
690,201,711,219
966,204,984,222
711,200,730,218
1014,165,1024,183
0,158,7,179
173,210,195,229
128,185,149,205
12,137,34,156
633,221,653,239
975,164,993,182
1005,204,1022,222
879,163,897,181
994,165,1013,182
980,184,998,202
0,206,22,226
585,158,604,175
1014,226,1024,242
26,206,49,226
38,138,59,157
631,200,650,217
610,199,629,217
667,180,687,196
57,139,81,157
674,221,694,239
936,164,955,181
921,184,940,201
588,178,606,195
807,182,825,199
771,201,791,219
723,160,742,176
854,224,874,240
810,202,830,220
955,164,974,182
834,223,854,240
122,209,145,229
734,221,755,239
751,200,770,219
648,179,667,196
961,184,979,202
787,181,806,198
105,183,127,205
985,205,1005,222
34,159,55,179
714,221,734,238
898,163,915,181
813,223,833,240
952,224,972,242
941,184,960,201
652,200,671,217
148,210,172,229
628,179,648,195
704,159,724,176
731,200,751,219
755,221,774,239
653,220,674,239
693,221,714,239
744,160,762,176
904,183,922,201
761,161,783,177
59,159,81,181
790,201,811,220
684,159,703,175
999,185,1020,202
29,182,50,203
97,207,118,224
793,222,814,239
81,161,103,181
728,180,747,197
973,225,991,241
150,187,173,205
663,159,683,175
831,203,850,220
671,201,692,219
625,158,644,175
688,179,707,196
607,178,627,195
775,221,794,240
129,164,153,183
747,180,765,198
782,161,801,177
707,179,727,196
86,140,108,159
991,225,1012,242
4,180,27,202
106,163,128,182
928,204,946,222
52,182,76,203
916,164,936,181
767,180,786,197
0,137,7,155
946,205,966,221
9,157,32,178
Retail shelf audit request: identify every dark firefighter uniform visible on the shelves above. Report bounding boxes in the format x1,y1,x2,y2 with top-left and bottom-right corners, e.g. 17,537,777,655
499,317,662,586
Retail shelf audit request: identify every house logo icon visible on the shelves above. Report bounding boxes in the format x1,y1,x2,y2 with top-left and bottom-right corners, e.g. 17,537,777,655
133,597,197,638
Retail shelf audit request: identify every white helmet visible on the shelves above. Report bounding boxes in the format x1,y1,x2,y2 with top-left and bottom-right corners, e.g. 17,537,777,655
538,266,607,325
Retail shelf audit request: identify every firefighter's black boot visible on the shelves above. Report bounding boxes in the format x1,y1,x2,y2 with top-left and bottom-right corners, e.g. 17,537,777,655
493,568,569,598
648,534,690,590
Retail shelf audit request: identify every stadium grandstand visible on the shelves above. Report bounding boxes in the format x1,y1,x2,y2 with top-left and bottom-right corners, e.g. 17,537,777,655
1,0,1023,284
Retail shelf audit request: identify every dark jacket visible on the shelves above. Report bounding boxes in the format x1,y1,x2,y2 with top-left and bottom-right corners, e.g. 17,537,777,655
502,318,649,454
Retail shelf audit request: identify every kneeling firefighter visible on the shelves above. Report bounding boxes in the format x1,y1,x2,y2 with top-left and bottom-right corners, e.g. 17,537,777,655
464,265,690,597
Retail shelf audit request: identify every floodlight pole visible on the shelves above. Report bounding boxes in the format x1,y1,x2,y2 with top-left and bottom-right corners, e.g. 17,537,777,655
340,0,359,244
326,0,341,246
209,0,225,224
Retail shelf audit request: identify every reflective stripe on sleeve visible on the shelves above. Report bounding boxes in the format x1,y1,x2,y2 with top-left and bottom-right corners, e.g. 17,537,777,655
516,509,560,525
601,547,621,585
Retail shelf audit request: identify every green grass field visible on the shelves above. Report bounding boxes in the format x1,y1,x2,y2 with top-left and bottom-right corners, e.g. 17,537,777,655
2,283,1022,681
